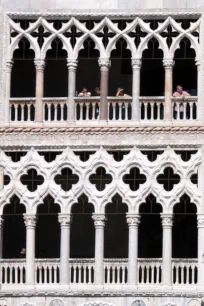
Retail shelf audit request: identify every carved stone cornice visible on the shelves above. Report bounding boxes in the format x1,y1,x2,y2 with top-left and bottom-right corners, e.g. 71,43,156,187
161,214,173,228
34,59,45,70
67,59,78,71
58,213,72,227
24,214,37,228
92,214,106,227
163,59,175,68
197,214,204,228
126,214,140,226
3,125,204,136
5,60,14,72
131,59,142,69
98,58,111,71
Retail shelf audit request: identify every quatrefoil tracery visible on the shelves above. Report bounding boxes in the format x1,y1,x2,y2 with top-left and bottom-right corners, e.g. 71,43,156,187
89,167,112,191
54,168,79,191
123,167,146,191
157,167,180,191
20,169,44,192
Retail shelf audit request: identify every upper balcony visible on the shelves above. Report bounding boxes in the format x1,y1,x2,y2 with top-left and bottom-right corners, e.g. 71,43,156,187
4,16,201,128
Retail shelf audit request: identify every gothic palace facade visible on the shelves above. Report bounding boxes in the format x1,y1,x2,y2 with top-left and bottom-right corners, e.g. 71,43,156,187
0,1,204,306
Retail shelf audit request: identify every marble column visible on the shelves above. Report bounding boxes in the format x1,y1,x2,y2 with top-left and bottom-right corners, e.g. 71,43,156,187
132,59,142,121
98,58,111,121
161,214,173,287
67,59,78,121
126,214,140,285
197,214,204,285
5,60,13,124
0,217,4,259
92,214,106,285
196,59,202,121
58,213,72,284
34,59,45,123
24,214,36,285
163,59,175,121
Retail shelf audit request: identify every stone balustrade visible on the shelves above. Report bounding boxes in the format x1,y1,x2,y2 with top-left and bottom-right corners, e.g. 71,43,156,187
9,96,198,124
0,258,198,287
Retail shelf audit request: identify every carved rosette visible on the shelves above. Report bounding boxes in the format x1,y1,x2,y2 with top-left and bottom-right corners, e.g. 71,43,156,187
24,214,37,228
126,214,140,226
197,215,204,228
92,214,106,227
163,59,175,69
58,214,72,227
34,59,45,70
98,58,111,71
67,59,78,71
131,59,142,69
160,214,173,228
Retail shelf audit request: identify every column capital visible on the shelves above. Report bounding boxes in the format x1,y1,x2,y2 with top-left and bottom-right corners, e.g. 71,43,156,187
160,214,173,228
98,58,111,71
163,59,175,68
126,214,140,226
67,58,78,70
34,59,45,69
92,214,106,227
131,59,142,69
24,214,37,228
197,214,204,228
58,213,72,227
5,60,14,72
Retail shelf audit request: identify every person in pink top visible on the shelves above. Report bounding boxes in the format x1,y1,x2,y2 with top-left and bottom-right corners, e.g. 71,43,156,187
173,85,191,119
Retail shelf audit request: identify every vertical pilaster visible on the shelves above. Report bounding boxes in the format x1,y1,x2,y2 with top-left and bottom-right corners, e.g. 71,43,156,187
67,59,78,121
197,215,204,285
5,60,13,124
163,59,175,121
92,214,106,285
126,214,140,285
161,214,173,287
131,59,142,121
58,213,72,284
24,214,36,285
98,58,111,121
34,59,45,123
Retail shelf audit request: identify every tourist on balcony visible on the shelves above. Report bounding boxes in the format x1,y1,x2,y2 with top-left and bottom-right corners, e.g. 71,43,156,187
116,88,131,98
78,87,91,97
95,87,100,96
19,247,26,258
173,85,191,119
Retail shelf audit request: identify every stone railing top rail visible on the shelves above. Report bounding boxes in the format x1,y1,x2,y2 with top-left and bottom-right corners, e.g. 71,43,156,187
172,258,198,263
0,258,26,264
172,96,198,102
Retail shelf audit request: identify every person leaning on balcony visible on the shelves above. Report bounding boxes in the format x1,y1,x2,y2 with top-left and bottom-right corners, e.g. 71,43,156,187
78,87,91,97
19,247,26,258
95,87,100,96
173,85,191,119
116,87,131,98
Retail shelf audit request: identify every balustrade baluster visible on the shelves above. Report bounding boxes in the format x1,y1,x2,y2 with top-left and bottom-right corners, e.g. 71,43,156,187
21,104,25,121
186,265,189,284
88,266,91,284
54,104,57,122
20,267,24,284
177,103,180,120
15,266,18,284
86,103,89,120
146,266,150,284
112,104,116,120
28,104,31,122
118,103,122,120
150,103,154,120
107,266,110,284
144,103,148,120
73,265,77,283
14,105,18,122
92,103,96,121
157,103,161,120
44,266,48,284
190,103,193,120
78,265,82,283
39,266,42,284
47,104,51,122
60,104,64,121
53,266,57,284
80,104,83,121
9,266,12,283
181,265,184,284
122,266,125,284
156,265,160,284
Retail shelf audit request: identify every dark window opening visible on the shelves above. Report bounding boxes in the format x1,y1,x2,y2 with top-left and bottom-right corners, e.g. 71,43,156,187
139,194,163,258
175,150,197,161
104,194,128,258
4,152,27,162
70,194,95,258
141,150,164,162
38,151,62,162
54,168,79,191
74,151,96,162
36,195,61,258
108,150,130,161
123,167,146,191
3,195,26,259
173,194,197,258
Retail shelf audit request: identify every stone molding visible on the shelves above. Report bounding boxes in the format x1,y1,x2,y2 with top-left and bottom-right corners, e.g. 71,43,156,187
126,214,141,226
58,214,72,226
23,214,37,228
161,214,173,227
92,214,106,227
163,59,175,68
34,59,45,70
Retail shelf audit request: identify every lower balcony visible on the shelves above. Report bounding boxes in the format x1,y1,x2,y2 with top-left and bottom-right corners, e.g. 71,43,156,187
0,258,198,289
9,96,198,125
